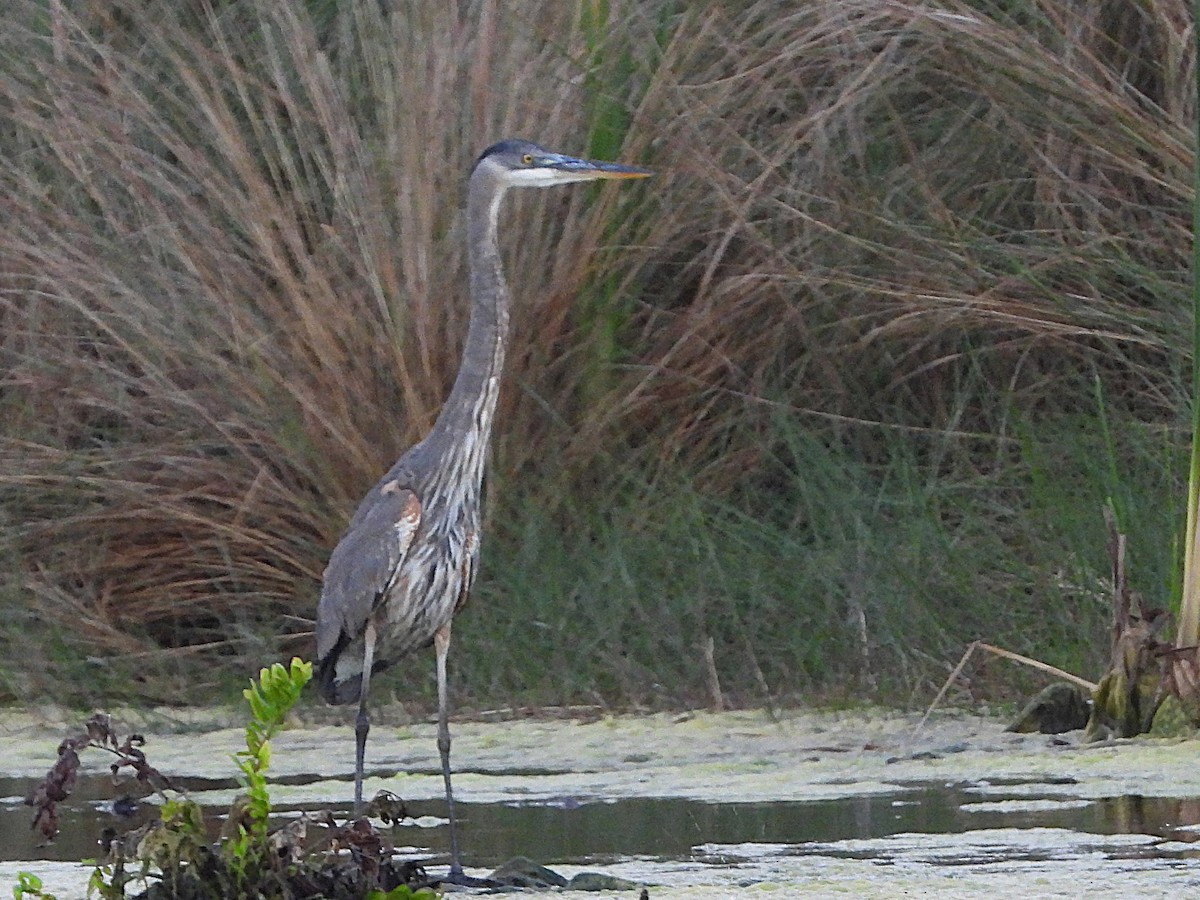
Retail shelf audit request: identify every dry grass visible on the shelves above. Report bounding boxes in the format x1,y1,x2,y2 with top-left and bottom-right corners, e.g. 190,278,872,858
0,0,1193,703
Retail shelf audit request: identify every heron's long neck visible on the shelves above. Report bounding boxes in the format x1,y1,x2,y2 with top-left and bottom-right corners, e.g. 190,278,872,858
426,172,510,478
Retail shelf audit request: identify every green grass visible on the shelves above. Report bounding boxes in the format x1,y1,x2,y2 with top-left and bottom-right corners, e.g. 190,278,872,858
377,407,1184,711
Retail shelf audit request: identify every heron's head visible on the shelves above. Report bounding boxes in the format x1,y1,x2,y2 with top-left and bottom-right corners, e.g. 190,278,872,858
474,139,652,188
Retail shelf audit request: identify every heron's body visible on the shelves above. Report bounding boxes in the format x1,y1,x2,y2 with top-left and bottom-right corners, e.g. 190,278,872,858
314,440,483,703
314,139,648,881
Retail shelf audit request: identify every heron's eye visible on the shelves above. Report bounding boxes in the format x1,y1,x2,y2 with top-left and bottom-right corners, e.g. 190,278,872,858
521,154,534,165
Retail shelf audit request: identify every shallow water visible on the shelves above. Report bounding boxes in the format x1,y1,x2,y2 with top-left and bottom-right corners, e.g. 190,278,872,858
5,771,1199,868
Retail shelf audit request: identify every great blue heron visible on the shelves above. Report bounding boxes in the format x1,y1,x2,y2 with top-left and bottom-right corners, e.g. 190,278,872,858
315,139,650,879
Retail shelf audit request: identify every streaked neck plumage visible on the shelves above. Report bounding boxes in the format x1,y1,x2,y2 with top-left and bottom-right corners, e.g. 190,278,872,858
422,163,511,500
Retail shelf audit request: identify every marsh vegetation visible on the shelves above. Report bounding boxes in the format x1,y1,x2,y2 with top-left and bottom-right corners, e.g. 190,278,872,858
0,0,1193,710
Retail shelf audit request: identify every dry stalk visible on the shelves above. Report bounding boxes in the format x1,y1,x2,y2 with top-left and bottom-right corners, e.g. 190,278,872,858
915,640,1097,737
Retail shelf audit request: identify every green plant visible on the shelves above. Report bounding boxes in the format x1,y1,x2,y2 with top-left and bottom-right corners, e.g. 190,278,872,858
75,653,427,896
366,887,438,900
12,873,55,900
226,658,313,882
83,658,318,899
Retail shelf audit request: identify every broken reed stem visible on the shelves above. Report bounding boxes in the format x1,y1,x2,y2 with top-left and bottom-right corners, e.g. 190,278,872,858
975,642,1097,692
914,640,982,736
741,630,777,722
701,634,725,711
915,640,1098,737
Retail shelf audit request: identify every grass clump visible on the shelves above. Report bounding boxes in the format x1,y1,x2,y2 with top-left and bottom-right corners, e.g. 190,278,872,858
442,410,1182,710
0,0,1193,707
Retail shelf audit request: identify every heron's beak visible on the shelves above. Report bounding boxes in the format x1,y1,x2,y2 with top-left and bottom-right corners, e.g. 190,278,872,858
541,153,653,182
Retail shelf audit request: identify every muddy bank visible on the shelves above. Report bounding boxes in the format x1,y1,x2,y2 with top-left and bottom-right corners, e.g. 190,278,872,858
2,707,1198,897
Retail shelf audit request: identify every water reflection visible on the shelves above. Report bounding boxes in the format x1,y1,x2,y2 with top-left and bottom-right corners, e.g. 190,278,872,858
4,774,1200,866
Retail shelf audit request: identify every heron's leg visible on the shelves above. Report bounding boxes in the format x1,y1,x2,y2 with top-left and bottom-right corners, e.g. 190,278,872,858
354,619,377,817
434,622,463,877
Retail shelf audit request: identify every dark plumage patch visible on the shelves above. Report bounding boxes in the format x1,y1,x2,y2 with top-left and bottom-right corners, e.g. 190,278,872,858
316,650,397,705
475,138,539,166
315,654,359,705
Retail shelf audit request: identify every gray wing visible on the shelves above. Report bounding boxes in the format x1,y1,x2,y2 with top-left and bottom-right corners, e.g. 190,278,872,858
316,480,422,663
